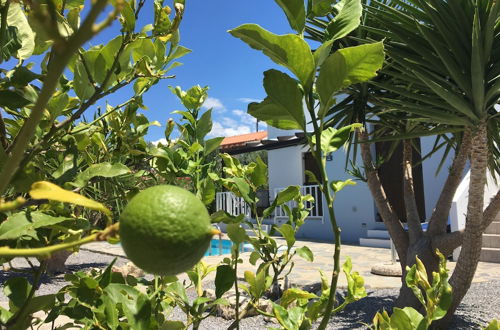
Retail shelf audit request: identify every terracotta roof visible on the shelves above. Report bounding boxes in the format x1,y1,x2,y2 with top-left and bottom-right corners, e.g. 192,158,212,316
220,131,268,150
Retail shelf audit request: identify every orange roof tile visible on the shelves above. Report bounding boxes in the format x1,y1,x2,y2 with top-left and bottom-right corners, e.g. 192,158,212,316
220,131,268,149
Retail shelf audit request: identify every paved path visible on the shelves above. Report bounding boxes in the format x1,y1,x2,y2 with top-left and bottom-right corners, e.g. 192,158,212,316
84,238,500,289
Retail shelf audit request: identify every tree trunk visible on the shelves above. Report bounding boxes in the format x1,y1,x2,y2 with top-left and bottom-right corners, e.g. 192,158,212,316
395,235,439,309
443,123,489,322
358,130,408,265
45,250,73,274
359,125,495,326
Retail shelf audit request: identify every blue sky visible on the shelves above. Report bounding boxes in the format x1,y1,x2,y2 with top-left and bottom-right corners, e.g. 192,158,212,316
92,0,301,144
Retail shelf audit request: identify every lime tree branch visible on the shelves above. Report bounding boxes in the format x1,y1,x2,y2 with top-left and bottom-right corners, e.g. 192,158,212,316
0,0,112,195
0,222,119,258
70,99,135,134
301,89,345,330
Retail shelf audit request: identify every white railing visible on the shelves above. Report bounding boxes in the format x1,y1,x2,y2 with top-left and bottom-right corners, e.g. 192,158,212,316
215,192,251,218
273,185,324,222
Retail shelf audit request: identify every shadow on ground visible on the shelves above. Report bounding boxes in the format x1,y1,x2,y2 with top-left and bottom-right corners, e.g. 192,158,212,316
0,262,109,286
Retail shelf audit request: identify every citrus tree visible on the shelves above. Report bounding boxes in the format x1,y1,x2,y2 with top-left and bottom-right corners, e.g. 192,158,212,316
0,0,190,326
229,0,385,327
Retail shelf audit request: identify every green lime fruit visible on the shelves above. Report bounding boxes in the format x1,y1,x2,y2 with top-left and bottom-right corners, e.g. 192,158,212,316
119,185,217,275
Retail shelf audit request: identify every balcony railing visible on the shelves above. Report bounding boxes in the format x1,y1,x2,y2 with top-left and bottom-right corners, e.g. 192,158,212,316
273,185,324,223
215,192,251,218
215,185,323,222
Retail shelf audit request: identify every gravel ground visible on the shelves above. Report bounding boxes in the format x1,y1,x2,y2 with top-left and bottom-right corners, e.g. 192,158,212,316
1,249,498,329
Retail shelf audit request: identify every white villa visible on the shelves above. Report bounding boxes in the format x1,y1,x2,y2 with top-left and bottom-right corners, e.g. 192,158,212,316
216,126,500,263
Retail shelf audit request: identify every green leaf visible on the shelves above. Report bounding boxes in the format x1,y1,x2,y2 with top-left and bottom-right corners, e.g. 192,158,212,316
390,307,418,329
313,124,362,154
198,178,215,206
197,109,213,140
304,170,319,184
168,45,191,62
325,0,362,41
249,251,260,265
254,268,271,298
296,246,314,262
132,39,156,62
215,265,235,298
29,181,111,218
227,223,248,244
120,0,136,32
483,319,500,330
229,24,314,88
0,90,31,109
311,0,335,17
153,0,172,35
134,77,152,96
73,163,131,188
204,137,224,155
10,66,40,87
161,321,185,330
73,61,95,100
413,70,478,121
273,303,303,329
263,186,300,218
280,288,317,308
4,277,31,309
104,284,151,330
273,0,306,33
330,179,356,193
166,281,188,304
343,257,367,303
169,85,209,111
22,294,56,315
244,268,270,299
0,211,74,241
102,295,119,329
471,9,482,115
250,156,268,188
47,92,69,120
231,177,253,204
7,2,35,59
248,70,305,130
313,39,334,68
276,224,295,248
317,42,384,111
210,210,245,224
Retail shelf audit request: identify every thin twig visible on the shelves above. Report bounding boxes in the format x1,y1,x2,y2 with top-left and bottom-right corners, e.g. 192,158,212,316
135,0,146,19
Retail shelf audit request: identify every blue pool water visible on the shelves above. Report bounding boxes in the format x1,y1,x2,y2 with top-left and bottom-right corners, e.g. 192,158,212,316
205,239,253,256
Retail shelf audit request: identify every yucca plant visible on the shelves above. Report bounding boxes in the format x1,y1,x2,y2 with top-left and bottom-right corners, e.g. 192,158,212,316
307,0,499,324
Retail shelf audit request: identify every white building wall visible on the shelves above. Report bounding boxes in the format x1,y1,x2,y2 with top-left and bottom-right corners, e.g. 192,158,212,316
267,145,304,190
267,141,376,243
321,148,376,243
266,132,463,243
267,126,300,140
420,136,458,220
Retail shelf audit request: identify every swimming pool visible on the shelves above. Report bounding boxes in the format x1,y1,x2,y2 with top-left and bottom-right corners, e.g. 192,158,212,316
205,239,253,256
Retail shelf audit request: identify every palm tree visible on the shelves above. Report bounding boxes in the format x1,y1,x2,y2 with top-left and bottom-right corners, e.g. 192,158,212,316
307,0,499,322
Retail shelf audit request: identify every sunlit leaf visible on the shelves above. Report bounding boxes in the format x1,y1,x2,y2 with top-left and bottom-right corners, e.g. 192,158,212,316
29,181,111,219
229,24,314,88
